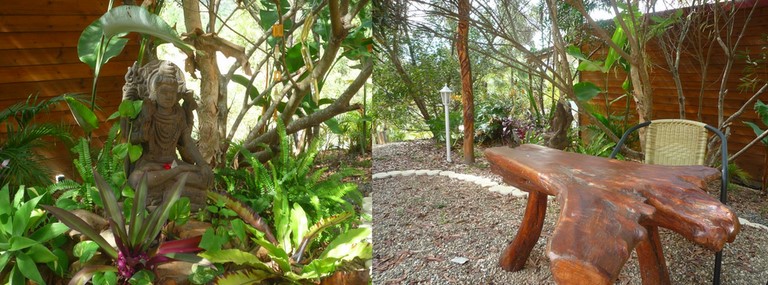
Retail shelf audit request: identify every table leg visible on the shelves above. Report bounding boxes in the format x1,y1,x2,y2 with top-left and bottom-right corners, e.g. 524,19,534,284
636,225,671,285
499,191,548,271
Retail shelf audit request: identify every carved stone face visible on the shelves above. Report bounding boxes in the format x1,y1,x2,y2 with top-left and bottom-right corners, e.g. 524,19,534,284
153,83,179,109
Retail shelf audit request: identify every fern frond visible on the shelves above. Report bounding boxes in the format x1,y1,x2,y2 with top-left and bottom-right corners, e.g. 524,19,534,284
96,124,120,178
46,180,82,193
276,120,290,171
72,138,94,182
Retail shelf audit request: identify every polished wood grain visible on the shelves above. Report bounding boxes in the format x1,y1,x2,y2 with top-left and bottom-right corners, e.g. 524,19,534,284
499,191,548,271
486,144,740,284
636,226,671,285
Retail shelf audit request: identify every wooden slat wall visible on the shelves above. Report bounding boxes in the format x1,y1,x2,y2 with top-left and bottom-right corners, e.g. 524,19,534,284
579,3,768,186
0,0,138,180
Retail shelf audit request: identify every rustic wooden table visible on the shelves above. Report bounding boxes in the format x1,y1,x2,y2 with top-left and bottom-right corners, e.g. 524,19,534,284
485,144,740,285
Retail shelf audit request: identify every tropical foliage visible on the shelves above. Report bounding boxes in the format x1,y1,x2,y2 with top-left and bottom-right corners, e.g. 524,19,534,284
199,191,370,284
0,185,68,285
217,122,363,227
0,95,73,187
41,173,203,283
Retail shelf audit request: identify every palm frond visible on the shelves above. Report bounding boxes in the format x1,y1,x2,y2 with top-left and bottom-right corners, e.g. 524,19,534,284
0,146,52,186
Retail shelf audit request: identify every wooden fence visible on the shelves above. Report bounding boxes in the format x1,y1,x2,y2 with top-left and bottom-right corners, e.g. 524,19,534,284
0,0,138,179
579,1,768,187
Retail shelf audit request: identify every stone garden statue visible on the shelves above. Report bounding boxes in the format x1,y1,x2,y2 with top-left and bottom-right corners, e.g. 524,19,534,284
122,60,212,210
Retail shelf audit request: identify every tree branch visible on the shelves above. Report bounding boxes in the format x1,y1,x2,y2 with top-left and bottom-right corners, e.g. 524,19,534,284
245,60,373,159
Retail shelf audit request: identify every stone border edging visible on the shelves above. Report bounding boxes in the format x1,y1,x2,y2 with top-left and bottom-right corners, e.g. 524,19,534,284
373,169,768,232
373,169,527,197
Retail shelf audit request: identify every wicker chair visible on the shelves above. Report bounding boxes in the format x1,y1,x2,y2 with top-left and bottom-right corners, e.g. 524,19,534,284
609,119,729,285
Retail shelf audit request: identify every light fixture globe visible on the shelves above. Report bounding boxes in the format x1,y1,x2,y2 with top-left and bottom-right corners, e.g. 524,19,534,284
439,85,452,106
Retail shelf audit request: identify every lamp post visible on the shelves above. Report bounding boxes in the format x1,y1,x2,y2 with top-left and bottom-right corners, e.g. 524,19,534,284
440,85,452,162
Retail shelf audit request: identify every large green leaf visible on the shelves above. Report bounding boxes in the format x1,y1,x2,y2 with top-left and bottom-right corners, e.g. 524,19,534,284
94,172,128,247
98,6,193,52
15,252,45,285
118,100,143,119
74,240,101,264
12,185,24,209
300,257,338,279
0,254,10,275
319,227,371,260
755,100,768,126
40,205,118,258
12,195,43,236
604,26,627,71
8,236,39,251
573,82,602,102
29,222,69,243
578,60,607,72
0,185,10,220
69,265,118,285
93,271,118,285
566,45,588,61
78,19,129,69
65,96,99,133
258,0,290,31
199,249,271,271
230,75,262,102
47,248,69,277
293,212,353,263
290,203,308,250
9,264,23,285
253,239,291,273
140,174,186,252
259,9,279,32
128,270,154,285
26,243,58,263
198,228,226,252
324,118,343,134
744,121,768,145
130,177,148,247
286,43,305,73
128,144,143,162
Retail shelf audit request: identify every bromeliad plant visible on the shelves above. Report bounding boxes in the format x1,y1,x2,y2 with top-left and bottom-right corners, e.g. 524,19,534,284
198,192,371,284
41,172,202,283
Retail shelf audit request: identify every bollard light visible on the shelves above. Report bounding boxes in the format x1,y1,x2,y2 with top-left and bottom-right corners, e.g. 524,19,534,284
440,85,452,162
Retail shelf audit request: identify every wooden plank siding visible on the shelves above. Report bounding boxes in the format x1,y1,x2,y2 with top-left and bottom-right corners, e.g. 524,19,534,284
0,1,138,181
579,2,768,187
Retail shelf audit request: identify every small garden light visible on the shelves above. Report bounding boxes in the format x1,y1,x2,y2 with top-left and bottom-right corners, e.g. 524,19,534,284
440,85,452,162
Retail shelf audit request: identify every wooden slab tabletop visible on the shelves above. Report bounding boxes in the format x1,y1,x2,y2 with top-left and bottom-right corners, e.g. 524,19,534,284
485,144,740,283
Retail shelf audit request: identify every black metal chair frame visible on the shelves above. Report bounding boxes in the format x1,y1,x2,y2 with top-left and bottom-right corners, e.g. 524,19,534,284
609,120,729,285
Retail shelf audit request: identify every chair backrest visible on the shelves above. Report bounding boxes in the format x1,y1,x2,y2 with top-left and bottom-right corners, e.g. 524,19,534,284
609,118,728,205
644,119,708,166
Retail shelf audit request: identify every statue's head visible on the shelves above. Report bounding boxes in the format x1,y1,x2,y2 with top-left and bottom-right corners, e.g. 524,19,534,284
148,61,180,109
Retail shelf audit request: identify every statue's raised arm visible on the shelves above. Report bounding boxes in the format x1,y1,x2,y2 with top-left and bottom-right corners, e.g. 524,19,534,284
121,60,212,210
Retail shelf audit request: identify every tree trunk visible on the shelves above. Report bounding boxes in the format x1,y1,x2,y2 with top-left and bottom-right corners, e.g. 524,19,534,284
183,0,222,166
763,146,768,192
457,0,474,164
545,101,572,150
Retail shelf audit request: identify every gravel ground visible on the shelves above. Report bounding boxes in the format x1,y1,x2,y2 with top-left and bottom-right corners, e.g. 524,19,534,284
372,140,768,284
